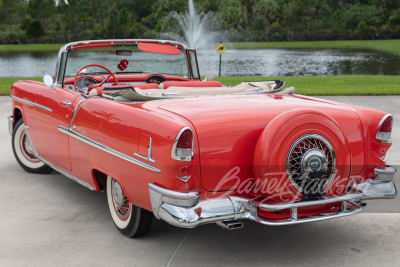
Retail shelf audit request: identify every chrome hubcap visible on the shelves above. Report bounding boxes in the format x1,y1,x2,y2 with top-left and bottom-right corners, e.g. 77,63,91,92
286,134,336,193
301,149,327,172
112,180,130,220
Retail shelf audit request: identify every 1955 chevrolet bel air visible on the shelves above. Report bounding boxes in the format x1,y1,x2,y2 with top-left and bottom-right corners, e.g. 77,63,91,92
8,39,397,237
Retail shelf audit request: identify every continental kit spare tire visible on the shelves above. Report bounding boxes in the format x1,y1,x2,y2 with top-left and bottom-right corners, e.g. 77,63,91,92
253,109,351,203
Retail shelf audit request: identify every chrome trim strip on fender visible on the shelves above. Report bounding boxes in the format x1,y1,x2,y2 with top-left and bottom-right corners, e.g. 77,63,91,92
69,99,85,129
58,126,161,173
64,87,86,98
134,136,156,163
23,126,94,190
38,155,94,191
11,95,52,112
7,116,14,136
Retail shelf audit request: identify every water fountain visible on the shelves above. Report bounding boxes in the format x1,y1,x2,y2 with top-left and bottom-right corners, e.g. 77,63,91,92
162,0,218,49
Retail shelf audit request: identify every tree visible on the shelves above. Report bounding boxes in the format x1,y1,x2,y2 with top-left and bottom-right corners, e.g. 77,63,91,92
254,0,278,41
217,0,248,30
117,7,132,38
27,0,55,32
283,1,300,41
59,0,85,42
0,0,22,40
26,19,45,39
300,0,319,40
106,3,118,38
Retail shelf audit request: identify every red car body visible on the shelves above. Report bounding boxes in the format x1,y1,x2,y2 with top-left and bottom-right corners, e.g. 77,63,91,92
8,40,397,236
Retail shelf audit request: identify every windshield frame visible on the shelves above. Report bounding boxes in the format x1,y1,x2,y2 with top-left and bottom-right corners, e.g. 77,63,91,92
54,39,199,88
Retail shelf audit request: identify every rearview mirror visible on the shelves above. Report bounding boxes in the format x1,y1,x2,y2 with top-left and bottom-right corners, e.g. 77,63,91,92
43,75,53,86
204,70,215,81
116,50,133,57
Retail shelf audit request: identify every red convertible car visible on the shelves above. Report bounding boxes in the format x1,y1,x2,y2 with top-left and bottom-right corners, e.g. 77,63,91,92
8,39,397,237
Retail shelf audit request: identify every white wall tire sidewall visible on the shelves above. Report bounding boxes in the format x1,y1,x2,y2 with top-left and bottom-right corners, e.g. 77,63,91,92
14,122,45,169
107,176,132,229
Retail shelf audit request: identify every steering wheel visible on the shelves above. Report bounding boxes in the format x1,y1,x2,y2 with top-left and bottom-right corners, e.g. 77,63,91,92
74,64,119,94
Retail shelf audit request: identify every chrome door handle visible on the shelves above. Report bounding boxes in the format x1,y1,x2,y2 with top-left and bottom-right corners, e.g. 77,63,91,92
62,100,72,107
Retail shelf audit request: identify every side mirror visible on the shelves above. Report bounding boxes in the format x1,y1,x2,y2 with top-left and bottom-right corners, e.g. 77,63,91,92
204,70,215,81
43,75,54,86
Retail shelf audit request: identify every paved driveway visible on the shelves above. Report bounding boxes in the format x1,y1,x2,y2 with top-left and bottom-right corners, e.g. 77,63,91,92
0,96,399,266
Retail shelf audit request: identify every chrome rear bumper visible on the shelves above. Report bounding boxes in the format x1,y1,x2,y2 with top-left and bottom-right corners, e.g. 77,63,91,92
149,167,397,228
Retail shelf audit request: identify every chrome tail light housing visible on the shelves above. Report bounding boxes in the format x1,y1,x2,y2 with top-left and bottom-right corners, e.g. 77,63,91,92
376,114,393,144
171,127,193,161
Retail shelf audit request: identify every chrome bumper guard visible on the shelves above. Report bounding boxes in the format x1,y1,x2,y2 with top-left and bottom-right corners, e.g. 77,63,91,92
374,166,396,181
7,116,13,136
149,169,397,228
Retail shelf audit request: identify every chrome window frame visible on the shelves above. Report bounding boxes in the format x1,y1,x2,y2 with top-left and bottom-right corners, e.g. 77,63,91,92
187,49,201,80
55,39,192,84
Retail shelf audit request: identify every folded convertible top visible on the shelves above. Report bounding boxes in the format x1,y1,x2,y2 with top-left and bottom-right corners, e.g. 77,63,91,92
102,80,294,102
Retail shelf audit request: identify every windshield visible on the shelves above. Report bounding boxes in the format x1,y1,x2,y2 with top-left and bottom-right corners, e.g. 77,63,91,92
65,44,189,78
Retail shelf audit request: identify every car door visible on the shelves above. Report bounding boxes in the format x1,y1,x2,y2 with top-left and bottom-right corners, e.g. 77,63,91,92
35,86,80,170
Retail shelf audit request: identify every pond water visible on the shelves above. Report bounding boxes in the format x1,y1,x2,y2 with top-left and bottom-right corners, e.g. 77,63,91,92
0,48,399,77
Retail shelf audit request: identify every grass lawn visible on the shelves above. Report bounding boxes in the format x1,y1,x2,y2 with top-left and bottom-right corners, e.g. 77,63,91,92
229,39,400,56
0,77,42,95
1,75,399,96
215,75,400,95
0,44,63,53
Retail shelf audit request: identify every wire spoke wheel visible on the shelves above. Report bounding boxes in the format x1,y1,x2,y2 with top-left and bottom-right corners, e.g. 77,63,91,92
111,179,132,221
106,176,153,237
286,134,336,193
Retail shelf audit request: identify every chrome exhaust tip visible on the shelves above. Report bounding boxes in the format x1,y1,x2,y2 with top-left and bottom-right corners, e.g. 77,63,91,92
216,220,244,230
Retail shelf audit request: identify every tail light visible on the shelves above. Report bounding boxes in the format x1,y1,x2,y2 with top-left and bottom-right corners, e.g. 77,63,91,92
172,127,193,161
376,115,393,143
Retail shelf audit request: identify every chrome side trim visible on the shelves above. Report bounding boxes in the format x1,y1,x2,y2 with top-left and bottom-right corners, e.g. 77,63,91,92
133,136,155,163
58,126,161,173
171,126,193,162
11,95,52,112
69,99,85,129
63,87,86,98
134,153,156,163
7,116,14,136
38,155,94,191
23,126,94,190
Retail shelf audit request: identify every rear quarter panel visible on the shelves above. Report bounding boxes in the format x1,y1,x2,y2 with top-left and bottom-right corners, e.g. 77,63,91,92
69,97,201,211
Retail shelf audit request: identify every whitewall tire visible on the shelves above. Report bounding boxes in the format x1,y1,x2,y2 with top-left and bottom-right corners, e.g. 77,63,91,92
12,118,52,174
106,176,153,237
